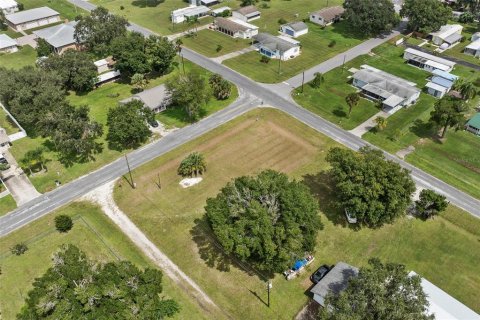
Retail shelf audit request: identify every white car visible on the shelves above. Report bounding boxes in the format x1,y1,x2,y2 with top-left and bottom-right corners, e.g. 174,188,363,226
344,209,357,224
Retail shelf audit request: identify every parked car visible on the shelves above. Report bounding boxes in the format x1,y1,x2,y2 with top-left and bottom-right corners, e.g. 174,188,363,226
0,155,8,164
310,264,331,284
148,119,159,128
345,209,357,224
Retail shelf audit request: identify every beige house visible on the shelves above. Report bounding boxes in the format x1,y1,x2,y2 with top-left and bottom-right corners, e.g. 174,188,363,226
310,6,345,26
214,17,258,39
5,7,60,31
232,5,260,22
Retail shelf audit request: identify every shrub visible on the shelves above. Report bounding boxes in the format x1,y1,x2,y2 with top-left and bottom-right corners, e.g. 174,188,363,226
216,44,223,52
278,18,287,24
120,5,124,10
10,243,28,255
328,40,337,47
55,215,73,233
259,2,270,9
260,55,270,64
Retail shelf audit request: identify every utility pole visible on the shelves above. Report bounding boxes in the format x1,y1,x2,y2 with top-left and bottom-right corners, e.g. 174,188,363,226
266,281,272,307
277,52,282,75
125,154,135,188
181,53,186,75
341,54,346,74
301,70,305,93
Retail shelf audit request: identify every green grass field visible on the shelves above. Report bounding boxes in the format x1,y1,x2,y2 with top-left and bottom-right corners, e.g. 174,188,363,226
181,29,251,58
8,58,236,195
223,21,366,83
0,194,16,216
0,108,20,135
0,201,208,319
0,46,37,69
113,108,480,318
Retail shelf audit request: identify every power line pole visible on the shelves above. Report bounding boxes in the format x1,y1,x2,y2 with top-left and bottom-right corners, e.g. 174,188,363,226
125,154,135,188
266,281,272,307
301,70,305,93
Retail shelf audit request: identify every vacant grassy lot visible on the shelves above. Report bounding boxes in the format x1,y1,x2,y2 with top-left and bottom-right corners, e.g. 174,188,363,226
114,108,480,318
22,0,87,20
8,58,236,194
0,202,207,319
0,108,20,134
0,194,16,216
181,29,251,58
223,21,366,83
0,46,37,69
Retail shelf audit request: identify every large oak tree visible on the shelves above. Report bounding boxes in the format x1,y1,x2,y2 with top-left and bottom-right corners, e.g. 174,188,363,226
401,0,452,34
343,0,398,36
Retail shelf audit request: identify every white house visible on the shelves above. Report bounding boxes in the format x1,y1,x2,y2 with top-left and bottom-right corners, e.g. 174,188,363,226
429,24,463,46
0,33,18,53
352,65,421,114
310,262,358,307
280,21,308,38
403,48,456,73
425,70,458,98
232,5,260,22
211,6,231,17
5,7,60,31
0,0,18,14
310,6,345,27
214,17,258,39
171,5,210,24
254,33,301,60
464,34,480,58
472,32,480,42
120,84,171,113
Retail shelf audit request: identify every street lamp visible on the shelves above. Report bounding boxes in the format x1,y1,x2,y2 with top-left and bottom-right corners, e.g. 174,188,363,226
266,281,272,307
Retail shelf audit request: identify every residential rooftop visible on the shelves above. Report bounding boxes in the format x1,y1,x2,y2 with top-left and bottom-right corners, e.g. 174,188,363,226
5,6,59,24
33,21,77,49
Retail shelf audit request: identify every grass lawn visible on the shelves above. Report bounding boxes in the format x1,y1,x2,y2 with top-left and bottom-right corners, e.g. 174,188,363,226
0,28,23,38
21,0,87,20
181,29,251,58
0,108,20,135
0,201,208,319
8,58,236,194
223,21,366,83
0,46,37,69
405,36,425,46
0,194,17,216
114,108,480,319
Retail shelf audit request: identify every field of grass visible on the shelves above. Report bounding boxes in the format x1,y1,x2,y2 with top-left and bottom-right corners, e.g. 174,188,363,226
8,58,236,194
0,194,16,216
0,108,20,135
181,29,251,58
0,201,208,319
114,108,480,318
21,0,87,20
0,29,23,38
0,46,37,69
223,21,366,83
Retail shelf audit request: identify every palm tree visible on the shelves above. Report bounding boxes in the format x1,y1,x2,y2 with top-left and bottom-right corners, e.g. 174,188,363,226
178,152,207,177
175,38,183,54
345,92,360,117
374,116,388,131
458,81,477,101
310,72,325,88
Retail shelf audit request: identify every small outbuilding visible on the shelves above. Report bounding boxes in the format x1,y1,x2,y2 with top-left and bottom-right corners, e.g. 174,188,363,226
0,0,18,15
465,113,480,136
0,33,18,53
5,6,60,31
232,5,260,22
309,6,344,27
280,21,308,38
429,24,463,46
310,262,358,307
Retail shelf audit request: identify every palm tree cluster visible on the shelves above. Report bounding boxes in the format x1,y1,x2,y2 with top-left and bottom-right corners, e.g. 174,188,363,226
209,74,232,100
20,147,46,175
177,152,207,177
453,79,477,101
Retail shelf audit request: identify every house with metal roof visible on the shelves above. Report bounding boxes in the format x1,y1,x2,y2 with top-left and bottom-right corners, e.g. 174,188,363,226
280,21,308,38
254,32,301,60
33,21,78,55
5,6,60,31
0,33,18,53
465,113,480,136
464,39,480,58
171,5,210,24
403,48,456,73
310,6,345,27
310,262,358,307
211,6,231,17
232,5,260,22
352,65,421,114
214,17,258,39
0,0,18,14
120,84,171,113
425,70,458,98
429,24,463,47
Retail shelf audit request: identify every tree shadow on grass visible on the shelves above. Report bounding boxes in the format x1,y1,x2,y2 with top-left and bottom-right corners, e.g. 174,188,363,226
332,108,347,118
302,171,359,231
131,0,165,8
409,119,434,140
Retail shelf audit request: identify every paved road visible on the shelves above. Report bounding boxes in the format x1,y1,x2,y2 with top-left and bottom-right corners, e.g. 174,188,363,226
0,93,259,236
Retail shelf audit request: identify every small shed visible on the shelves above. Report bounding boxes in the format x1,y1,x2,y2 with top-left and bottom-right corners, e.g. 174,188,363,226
310,262,358,306
465,113,480,136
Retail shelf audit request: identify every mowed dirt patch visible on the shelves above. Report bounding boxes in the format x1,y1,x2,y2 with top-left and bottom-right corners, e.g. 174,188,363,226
114,108,340,320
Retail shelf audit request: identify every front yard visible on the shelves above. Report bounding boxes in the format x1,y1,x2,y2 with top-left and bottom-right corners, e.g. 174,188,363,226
114,108,480,319
181,29,251,58
223,21,366,83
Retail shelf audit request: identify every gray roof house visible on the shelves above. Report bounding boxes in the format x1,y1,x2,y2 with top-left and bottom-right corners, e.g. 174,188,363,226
280,21,308,38
232,5,260,22
310,262,358,307
254,32,301,60
352,65,421,114
0,33,18,53
5,6,60,31
33,21,78,54
120,84,171,113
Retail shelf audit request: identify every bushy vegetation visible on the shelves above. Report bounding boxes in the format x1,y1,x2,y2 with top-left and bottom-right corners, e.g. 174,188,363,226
54,214,73,233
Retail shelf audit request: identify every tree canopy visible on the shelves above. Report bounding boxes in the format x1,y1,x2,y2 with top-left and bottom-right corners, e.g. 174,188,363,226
74,7,128,56
107,100,154,150
319,258,433,320
208,74,232,100
343,0,398,36
17,244,180,319
401,0,452,34
415,189,448,219
429,96,469,138
40,49,98,93
326,147,415,228
205,170,322,273
178,152,207,177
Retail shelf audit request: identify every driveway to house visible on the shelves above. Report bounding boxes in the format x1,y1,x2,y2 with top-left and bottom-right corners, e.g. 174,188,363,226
350,110,390,137
0,149,40,206
16,34,37,48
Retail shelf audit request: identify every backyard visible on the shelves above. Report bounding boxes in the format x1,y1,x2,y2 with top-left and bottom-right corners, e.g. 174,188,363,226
0,201,208,319
180,29,251,58
8,58,237,195
223,21,366,83
0,46,37,69
114,108,480,319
